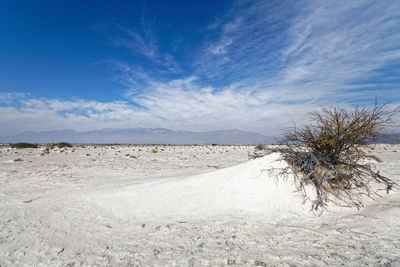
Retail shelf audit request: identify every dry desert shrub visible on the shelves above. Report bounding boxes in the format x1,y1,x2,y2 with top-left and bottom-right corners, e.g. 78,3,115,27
278,103,399,210
11,143,38,149
51,142,73,149
40,146,50,155
255,144,265,151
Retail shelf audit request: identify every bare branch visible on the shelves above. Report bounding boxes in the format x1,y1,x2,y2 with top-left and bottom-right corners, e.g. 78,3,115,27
275,102,400,209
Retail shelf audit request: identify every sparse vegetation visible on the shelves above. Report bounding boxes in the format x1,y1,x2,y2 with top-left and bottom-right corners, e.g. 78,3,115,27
41,146,50,155
255,144,265,151
51,142,73,149
152,148,158,153
277,103,400,210
11,143,38,149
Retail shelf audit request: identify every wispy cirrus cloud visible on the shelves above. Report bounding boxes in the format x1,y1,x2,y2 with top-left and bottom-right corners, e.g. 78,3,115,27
195,0,400,103
195,1,300,84
111,0,400,135
112,26,181,75
114,28,158,59
1,0,400,137
96,8,182,88
208,17,241,55
279,1,400,93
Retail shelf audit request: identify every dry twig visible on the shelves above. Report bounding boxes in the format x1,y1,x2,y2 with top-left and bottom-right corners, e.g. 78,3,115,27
275,103,399,210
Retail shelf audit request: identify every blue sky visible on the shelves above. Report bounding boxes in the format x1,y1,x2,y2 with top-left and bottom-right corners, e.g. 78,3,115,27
1,0,400,136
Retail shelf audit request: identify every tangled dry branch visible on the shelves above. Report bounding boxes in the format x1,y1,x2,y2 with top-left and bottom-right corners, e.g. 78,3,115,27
276,103,400,210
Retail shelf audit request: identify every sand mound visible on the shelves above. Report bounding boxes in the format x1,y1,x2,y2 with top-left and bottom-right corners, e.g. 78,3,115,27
89,153,314,221
2,145,399,265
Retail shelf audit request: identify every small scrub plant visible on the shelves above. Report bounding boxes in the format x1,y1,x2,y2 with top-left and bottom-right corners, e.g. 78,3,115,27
255,144,265,151
278,103,399,210
11,143,38,149
41,146,50,155
52,142,73,149
151,147,158,153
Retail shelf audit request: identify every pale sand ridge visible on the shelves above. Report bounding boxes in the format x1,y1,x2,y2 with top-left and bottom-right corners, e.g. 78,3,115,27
0,144,399,266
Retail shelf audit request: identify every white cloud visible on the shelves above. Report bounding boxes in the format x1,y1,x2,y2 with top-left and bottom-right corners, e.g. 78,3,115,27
196,0,400,104
209,39,233,55
114,29,157,59
1,72,399,137
0,80,316,137
208,18,242,55
0,96,160,136
0,92,27,104
280,1,400,88
2,1,400,137
127,77,320,133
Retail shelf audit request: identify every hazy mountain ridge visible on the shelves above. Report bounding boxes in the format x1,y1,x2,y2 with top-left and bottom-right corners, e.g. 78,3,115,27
0,128,274,144
373,133,400,144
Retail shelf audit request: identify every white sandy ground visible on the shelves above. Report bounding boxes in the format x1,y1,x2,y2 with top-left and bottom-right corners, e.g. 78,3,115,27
0,144,399,266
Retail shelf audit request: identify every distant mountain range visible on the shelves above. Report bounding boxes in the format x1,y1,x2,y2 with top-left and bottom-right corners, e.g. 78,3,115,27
0,128,275,144
373,133,400,144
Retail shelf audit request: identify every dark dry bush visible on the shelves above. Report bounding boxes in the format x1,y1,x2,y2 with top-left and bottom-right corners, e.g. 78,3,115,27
254,144,265,151
51,142,73,149
278,103,400,210
11,143,39,149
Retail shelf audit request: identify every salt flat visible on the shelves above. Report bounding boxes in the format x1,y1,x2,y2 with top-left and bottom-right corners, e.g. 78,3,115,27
0,144,399,266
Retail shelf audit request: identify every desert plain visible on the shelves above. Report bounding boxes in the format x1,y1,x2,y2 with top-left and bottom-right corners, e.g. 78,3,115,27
0,144,399,266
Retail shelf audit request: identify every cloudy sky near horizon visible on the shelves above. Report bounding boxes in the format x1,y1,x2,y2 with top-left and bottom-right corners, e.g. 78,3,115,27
1,0,400,137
